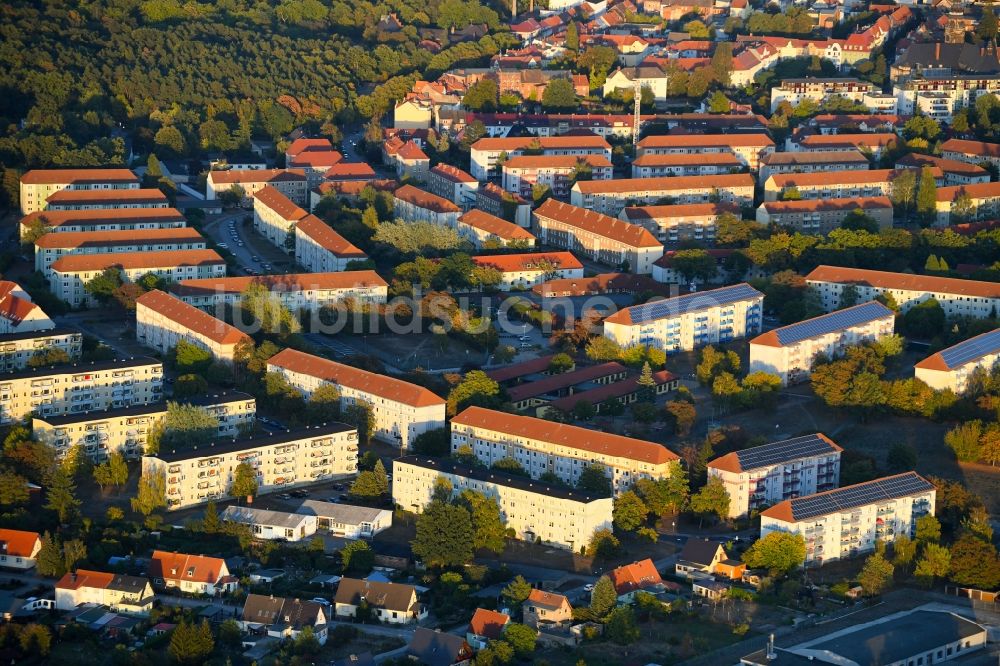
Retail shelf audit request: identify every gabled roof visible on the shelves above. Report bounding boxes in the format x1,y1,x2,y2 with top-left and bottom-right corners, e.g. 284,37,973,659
677,539,724,567
150,551,228,585
759,196,892,215
0,529,40,558
50,249,224,274
471,135,611,152
469,608,509,639
34,227,205,250
458,211,536,242
637,133,775,149
45,188,168,205
749,300,893,348
534,199,661,249
324,162,377,180
393,185,461,214
170,271,385,298
295,215,368,257
21,169,138,185
604,283,763,326
527,589,570,609
915,327,1000,371
242,593,326,630
21,208,186,230
507,362,626,403
208,168,306,185
936,181,1000,202
941,138,1000,158
471,251,582,273
430,163,476,184
252,185,309,221
0,282,43,327
708,433,842,474
573,173,755,195
622,203,739,221
804,265,1000,300
286,138,334,158
56,569,149,594
136,290,250,346
407,627,472,666
334,578,417,612
607,559,663,594
761,471,934,523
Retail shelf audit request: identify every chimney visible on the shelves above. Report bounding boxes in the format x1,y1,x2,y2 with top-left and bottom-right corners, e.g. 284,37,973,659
935,42,940,60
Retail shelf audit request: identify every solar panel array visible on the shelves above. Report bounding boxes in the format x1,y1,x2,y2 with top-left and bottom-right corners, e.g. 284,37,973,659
628,283,762,325
735,434,837,471
774,301,892,347
939,328,1000,370
789,472,933,521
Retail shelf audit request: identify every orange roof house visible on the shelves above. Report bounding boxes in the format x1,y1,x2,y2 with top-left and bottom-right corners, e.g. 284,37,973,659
607,558,665,600
467,608,510,647
523,589,573,628
0,528,41,568
149,550,238,595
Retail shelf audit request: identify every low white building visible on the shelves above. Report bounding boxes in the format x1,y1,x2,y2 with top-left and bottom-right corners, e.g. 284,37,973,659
55,570,154,614
392,185,462,227
602,66,669,101
222,506,317,542
298,500,393,538
769,77,878,113
915,328,1000,394
136,289,251,362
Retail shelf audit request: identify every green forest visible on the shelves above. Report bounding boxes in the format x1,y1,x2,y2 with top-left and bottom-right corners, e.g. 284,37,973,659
0,0,512,206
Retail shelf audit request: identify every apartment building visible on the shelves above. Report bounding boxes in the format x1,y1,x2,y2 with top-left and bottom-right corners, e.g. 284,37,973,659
805,265,1000,317
383,138,430,181
55,570,154,614
940,138,1000,171
287,150,344,188
755,196,894,233
895,76,1000,123
136,290,250,362
0,281,56,334
43,188,169,211
793,133,898,158
206,169,308,206
630,153,743,179
895,153,990,186
294,214,369,272
760,472,935,565
533,199,664,275
476,183,532,228
49,250,226,308
769,78,878,113
915,328,1000,393
393,455,613,550
143,424,359,510
19,208,187,240
170,271,388,313
571,174,756,216
0,357,163,425
603,283,764,353
34,227,207,276
427,164,479,211
708,433,842,519
469,135,613,180
619,203,739,245
935,181,1000,226
451,406,679,493
456,211,536,249
635,134,775,171
762,168,939,202
33,391,256,461
392,185,461,227
266,349,445,450
252,185,308,250
502,155,613,199
758,149,870,181
749,301,896,386
20,168,140,216
652,249,734,286
471,252,583,290
0,328,82,372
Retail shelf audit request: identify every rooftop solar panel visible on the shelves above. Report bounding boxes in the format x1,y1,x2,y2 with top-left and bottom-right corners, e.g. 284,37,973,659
735,433,839,471
774,301,892,346
938,328,1000,370
627,283,762,325
788,472,933,521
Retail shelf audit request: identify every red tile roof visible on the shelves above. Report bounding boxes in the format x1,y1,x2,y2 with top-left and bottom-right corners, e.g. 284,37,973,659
632,153,743,167
21,208,186,229
34,227,204,250
805,265,1000,300
471,251,582,273
458,211,535,241
573,173,754,195
469,608,510,639
452,406,678,464
316,179,398,197
471,135,611,152
296,215,368,257
507,362,627,402
0,528,40,558
44,188,168,205
936,181,1000,202
941,138,1000,158
607,559,663,595
324,163,377,180
136,290,250,346
56,569,115,590
252,185,309,221
267,348,445,407
534,199,663,249
798,133,897,148
532,273,666,298
208,168,306,185
21,169,138,185
760,196,893,214
393,185,461,214
622,203,740,220
486,355,557,383
502,154,613,169
150,550,228,585
395,140,429,161
896,153,987,178
286,138,334,158
170,271,387,297
430,163,477,184
50,249,225,273
547,370,676,411
0,282,42,325
767,168,938,188
637,134,775,149
288,151,343,168
526,589,570,609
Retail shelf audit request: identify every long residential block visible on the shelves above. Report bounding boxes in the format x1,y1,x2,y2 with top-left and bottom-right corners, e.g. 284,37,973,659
34,228,207,276
603,283,764,353
758,149,870,181
19,208,187,240
170,271,388,312
427,163,479,210
635,134,775,171
44,188,169,211
295,215,368,272
502,154,613,199
392,185,462,227
620,203,738,245
630,152,743,179
915,328,1000,393
456,211,537,249
266,349,445,450
470,135,613,180
393,455,613,550
0,328,83,372
571,174,755,216
144,424,359,510
935,181,1000,227
136,290,251,362
20,169,140,216
252,185,308,250
940,138,1000,171
755,196,894,233
206,168,308,206
762,168,940,202
470,252,583,290
761,472,935,566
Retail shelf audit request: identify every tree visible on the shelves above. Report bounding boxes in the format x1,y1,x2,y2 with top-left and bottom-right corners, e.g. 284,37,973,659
903,298,945,339
689,477,730,524
84,267,123,303
492,457,527,476
842,208,880,233
962,506,994,542
916,166,937,224
890,168,917,211
916,514,942,544
503,623,537,658
46,466,80,523
684,19,710,38
231,462,258,499
155,126,187,158
577,464,611,495
586,528,621,559
857,550,894,596
203,501,220,534
306,383,342,424
348,471,383,501
742,532,806,573
19,624,52,657
663,400,696,436
605,606,640,645
670,249,717,284
412,428,450,456
892,534,916,567
501,575,533,607
613,490,648,532
459,490,507,554
914,543,951,586
463,78,499,111
411,500,474,567
27,346,71,368
541,78,578,112
63,538,87,572
36,533,66,577
447,370,501,416
944,421,983,463
949,534,1000,589
294,626,321,656
978,7,999,41
886,442,917,472
240,282,301,337
148,402,218,454
589,575,617,618
635,463,688,515
951,192,975,223
132,470,166,517
707,90,731,114
168,620,215,665
585,336,622,362
173,373,209,398
340,540,375,574
342,402,376,446
0,470,29,507
566,21,580,52
548,353,575,374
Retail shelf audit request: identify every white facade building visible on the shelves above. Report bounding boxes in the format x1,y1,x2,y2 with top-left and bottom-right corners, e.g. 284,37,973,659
295,215,369,272
136,290,251,362
19,169,140,216
253,185,308,250
170,272,388,313
915,328,1000,394
34,227,207,276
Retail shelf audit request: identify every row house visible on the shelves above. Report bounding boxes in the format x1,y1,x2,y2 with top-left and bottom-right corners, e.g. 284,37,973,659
392,184,462,227
507,362,628,412
915,328,1000,394
34,227,206,277
19,168,139,216
295,215,369,273
762,168,940,202
755,196,894,234
571,174,755,216
470,252,583,290
19,208,187,241
758,149,870,181
135,290,251,363
545,368,677,415
427,164,479,211
807,113,900,134
206,169,308,207
502,154,613,200
252,185,308,251
630,153,743,179
635,133,775,172
620,202,739,245
455,210,536,249
0,328,82,373
533,199,664,274
895,154,990,187
170,271,388,313
43,188,168,211
469,135,612,180
935,181,1000,227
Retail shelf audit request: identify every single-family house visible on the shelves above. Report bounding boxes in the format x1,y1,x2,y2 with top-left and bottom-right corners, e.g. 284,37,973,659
149,551,239,596
523,589,573,630
334,578,427,624
607,559,665,603
240,594,329,644
467,608,510,650
406,627,474,666
675,539,727,580
0,529,42,570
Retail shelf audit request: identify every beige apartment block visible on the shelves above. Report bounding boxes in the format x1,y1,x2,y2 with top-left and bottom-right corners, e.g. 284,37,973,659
136,290,251,362
0,357,163,425
755,196,894,234
32,391,256,462
144,423,359,510
0,328,82,372
170,272,388,313
392,455,613,550
619,203,739,245
793,133,897,158
502,154,613,199
450,406,679,494
571,174,755,216
630,152,743,178
762,168,941,202
19,208,187,240
934,181,1000,227
470,252,583,291
427,164,479,211
758,149,870,181
635,134,775,171
267,349,445,451
915,328,1000,394
19,169,140,216
43,188,169,211
940,138,1000,171
252,185,308,250
456,211,536,249
469,135,612,180
206,169,308,206
34,228,207,276
295,215,369,272
392,185,462,227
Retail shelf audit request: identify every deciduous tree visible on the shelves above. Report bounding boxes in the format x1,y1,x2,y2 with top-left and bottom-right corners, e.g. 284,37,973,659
741,532,806,573
411,500,474,567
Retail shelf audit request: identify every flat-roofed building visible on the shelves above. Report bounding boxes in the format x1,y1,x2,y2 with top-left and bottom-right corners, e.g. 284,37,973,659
49,250,226,307
620,203,739,245
470,252,583,290
456,210,536,249
603,283,764,353
630,152,743,178
750,301,895,385
769,78,878,113
206,169,308,206
393,455,613,550
451,406,679,493
896,153,990,186
32,391,256,461
252,185,308,250
170,271,388,313
427,164,479,210
222,506,318,541
533,199,664,274
20,169,140,216
298,500,393,538
571,174,756,216
915,328,1000,393
940,137,1000,171
267,349,445,450
392,185,462,227
760,471,935,565
935,181,1000,226
19,208,187,240
758,149,870,181
0,357,163,425
793,132,898,158
143,424,359,510
0,328,82,372
709,433,843,518
502,155,613,199
806,264,1000,317
295,215,369,272
470,135,613,180
763,168,940,202
44,188,169,211
0,281,55,334
755,196,894,233
34,227,206,276
635,134,775,171
136,290,251,362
